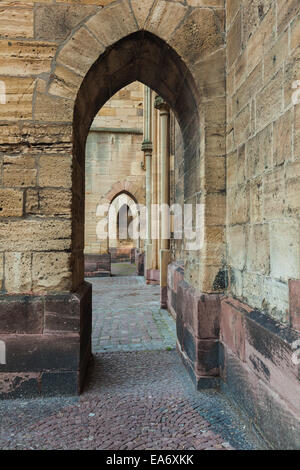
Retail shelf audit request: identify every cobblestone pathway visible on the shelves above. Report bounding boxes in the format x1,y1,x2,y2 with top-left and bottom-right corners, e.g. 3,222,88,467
0,273,264,450
0,351,263,450
92,275,176,352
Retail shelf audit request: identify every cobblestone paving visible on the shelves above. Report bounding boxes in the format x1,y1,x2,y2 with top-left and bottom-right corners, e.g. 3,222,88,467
92,275,176,353
0,272,264,450
0,351,263,450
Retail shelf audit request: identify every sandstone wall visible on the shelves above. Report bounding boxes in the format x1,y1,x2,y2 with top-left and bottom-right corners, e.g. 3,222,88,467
0,0,226,295
84,82,145,256
226,0,300,324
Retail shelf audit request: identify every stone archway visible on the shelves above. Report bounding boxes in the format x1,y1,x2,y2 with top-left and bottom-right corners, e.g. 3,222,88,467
0,0,226,397
108,191,139,261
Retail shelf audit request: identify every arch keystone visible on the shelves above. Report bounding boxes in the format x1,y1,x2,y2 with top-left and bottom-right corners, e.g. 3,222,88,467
131,0,155,29
85,1,138,48
146,0,187,42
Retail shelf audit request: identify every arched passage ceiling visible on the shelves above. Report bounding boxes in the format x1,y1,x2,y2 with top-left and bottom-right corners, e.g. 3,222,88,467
73,31,201,167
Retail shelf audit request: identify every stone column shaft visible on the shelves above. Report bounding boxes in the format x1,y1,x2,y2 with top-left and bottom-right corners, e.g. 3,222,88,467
142,86,153,277
155,96,170,307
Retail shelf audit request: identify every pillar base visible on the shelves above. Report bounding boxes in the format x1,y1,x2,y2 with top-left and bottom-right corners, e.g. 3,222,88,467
0,282,92,398
84,253,111,277
160,285,168,309
160,248,170,308
146,269,160,285
135,251,145,276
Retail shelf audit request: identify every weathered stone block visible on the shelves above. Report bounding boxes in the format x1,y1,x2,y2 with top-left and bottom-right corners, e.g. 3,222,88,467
220,298,247,361
226,0,240,28
263,277,289,324
226,149,237,189
34,93,73,122
3,155,37,187
289,279,300,331
34,4,97,41
0,219,71,252
227,225,246,270
246,224,270,275
0,334,80,373
234,105,250,147
5,252,32,294
195,339,219,376
38,155,72,188
246,3,275,73
0,253,3,291
256,69,283,130
147,0,186,42
286,161,300,217
25,189,39,215
0,76,34,120
0,372,40,399
263,167,285,220
39,189,72,217
192,48,225,100
220,348,258,419
233,62,263,116
284,46,300,109
0,295,43,334
256,378,300,449
227,183,249,224
246,124,272,178
264,30,288,84
0,189,23,217
250,176,263,223
86,2,137,47
277,0,300,35
32,252,72,293
49,65,83,101
273,109,292,166
0,40,56,76
169,7,224,65
245,308,300,414
205,192,226,226
41,371,79,396
205,125,226,156
57,27,103,77
0,5,34,39
270,220,300,281
290,13,300,52
227,10,241,68
242,0,273,42
131,0,154,28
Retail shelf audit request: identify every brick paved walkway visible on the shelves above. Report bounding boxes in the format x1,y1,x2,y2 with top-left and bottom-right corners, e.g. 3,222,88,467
92,275,176,352
0,351,263,450
0,272,264,450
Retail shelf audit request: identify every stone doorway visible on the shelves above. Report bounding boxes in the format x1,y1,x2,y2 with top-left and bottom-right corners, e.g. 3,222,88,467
0,2,226,400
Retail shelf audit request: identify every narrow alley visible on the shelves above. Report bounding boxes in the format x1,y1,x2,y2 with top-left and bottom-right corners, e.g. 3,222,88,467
0,268,264,450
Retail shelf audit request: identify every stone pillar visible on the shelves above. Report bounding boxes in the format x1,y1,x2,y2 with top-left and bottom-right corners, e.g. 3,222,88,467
142,86,153,279
155,96,170,308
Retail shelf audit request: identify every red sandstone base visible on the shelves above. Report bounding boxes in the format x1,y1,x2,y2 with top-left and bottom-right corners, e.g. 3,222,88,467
146,269,160,285
167,262,300,449
0,282,92,398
